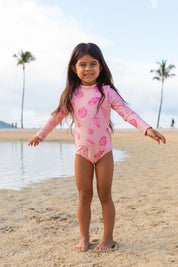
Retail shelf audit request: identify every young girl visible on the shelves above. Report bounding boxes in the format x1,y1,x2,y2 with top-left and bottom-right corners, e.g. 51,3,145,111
28,43,166,252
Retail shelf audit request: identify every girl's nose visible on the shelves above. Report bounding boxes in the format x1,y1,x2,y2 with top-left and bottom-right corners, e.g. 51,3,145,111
85,64,91,70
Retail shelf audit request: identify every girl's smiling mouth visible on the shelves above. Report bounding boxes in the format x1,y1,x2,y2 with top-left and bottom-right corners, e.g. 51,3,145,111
84,73,93,77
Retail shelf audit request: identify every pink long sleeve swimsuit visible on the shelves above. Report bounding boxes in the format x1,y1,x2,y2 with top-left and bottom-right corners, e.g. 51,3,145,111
37,84,150,165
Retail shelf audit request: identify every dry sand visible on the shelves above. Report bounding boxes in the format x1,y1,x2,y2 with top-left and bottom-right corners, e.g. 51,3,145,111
0,128,177,266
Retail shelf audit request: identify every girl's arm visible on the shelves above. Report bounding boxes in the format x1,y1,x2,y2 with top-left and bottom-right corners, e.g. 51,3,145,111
109,87,166,144
28,107,66,147
110,88,150,134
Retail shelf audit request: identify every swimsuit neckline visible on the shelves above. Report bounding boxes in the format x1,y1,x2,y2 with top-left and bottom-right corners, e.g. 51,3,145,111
80,83,97,90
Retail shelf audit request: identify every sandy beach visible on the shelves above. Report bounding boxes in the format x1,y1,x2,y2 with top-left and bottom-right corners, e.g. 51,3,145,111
0,128,177,266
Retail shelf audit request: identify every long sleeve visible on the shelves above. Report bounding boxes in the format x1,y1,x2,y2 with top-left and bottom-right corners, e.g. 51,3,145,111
37,107,66,139
109,87,151,135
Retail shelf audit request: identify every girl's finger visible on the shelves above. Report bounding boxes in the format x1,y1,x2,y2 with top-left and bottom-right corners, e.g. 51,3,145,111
160,134,166,144
155,134,166,144
155,136,160,144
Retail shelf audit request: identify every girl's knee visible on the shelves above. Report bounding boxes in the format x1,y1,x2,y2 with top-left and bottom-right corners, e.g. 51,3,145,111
97,191,111,204
79,190,93,205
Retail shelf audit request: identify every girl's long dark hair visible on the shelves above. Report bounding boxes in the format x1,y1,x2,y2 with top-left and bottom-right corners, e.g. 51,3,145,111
52,42,125,131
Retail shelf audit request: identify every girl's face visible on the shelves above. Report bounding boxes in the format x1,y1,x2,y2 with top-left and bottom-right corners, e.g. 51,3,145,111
73,54,102,86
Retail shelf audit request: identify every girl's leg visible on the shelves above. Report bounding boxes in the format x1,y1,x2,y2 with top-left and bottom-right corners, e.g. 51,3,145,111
94,151,115,250
74,154,94,251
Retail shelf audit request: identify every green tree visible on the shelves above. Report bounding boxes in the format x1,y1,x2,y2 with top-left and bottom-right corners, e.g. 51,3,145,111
150,60,176,128
13,50,36,128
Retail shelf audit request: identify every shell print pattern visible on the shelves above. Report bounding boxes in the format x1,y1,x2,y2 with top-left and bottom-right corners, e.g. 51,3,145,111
88,128,94,135
78,145,88,152
49,120,54,125
99,136,107,146
75,131,80,140
78,107,87,118
130,119,137,127
74,91,84,98
118,111,124,118
92,117,101,128
94,150,104,160
88,97,100,106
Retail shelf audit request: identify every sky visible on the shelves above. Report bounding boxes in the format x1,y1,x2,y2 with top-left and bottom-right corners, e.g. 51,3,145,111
0,0,177,129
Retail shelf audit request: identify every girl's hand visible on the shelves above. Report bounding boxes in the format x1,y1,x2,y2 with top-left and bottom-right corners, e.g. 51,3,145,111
28,136,42,147
146,127,166,145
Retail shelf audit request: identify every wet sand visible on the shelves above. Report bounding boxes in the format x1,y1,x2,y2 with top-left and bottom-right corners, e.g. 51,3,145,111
0,128,177,266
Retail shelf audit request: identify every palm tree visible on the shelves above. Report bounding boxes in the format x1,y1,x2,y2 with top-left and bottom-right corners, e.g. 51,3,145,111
150,60,176,128
13,51,36,128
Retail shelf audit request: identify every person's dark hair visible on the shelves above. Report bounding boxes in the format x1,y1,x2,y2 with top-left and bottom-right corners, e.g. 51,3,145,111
52,42,125,130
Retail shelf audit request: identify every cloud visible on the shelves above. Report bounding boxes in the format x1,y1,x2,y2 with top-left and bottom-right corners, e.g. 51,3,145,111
0,0,112,128
150,0,158,10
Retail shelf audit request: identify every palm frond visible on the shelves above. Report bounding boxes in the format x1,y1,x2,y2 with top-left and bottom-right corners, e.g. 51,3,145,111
166,64,176,73
150,59,176,81
153,77,161,81
17,60,23,66
13,50,36,66
168,73,176,78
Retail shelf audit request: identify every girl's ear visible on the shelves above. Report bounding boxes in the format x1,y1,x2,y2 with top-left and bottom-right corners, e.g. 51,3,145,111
100,65,103,72
71,65,76,73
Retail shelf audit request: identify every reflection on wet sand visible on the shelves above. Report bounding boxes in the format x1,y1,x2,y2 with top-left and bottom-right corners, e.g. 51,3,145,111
0,140,126,190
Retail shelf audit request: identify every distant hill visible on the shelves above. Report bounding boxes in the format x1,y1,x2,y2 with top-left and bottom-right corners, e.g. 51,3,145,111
0,121,14,129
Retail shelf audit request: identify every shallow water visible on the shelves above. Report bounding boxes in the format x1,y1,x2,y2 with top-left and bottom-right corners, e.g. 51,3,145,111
0,141,128,190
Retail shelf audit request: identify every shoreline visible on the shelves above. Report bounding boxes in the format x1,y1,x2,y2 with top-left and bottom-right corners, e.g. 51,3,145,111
0,129,177,266
0,127,176,141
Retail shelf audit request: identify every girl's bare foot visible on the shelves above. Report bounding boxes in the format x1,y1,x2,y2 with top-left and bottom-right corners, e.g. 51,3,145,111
74,238,89,252
94,239,115,251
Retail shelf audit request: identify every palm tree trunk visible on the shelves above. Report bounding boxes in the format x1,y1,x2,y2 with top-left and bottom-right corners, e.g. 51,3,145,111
156,79,164,128
21,65,25,129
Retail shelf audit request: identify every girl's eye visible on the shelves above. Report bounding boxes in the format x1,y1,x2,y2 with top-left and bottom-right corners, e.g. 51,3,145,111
78,62,97,67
